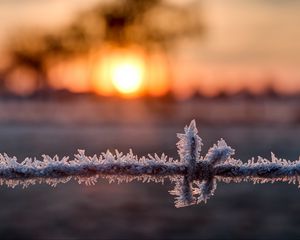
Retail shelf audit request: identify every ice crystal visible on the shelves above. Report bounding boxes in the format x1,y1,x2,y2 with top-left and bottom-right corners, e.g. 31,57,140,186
0,120,300,208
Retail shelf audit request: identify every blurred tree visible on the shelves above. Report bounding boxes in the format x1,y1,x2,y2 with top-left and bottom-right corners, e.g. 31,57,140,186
1,0,205,96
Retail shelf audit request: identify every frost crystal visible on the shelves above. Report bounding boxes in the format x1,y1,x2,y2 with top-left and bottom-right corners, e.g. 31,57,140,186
0,120,300,208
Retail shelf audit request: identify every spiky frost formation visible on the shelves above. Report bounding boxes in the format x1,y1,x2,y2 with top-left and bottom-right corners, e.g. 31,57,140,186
177,120,202,168
170,122,236,207
195,139,235,203
0,150,185,188
215,153,300,186
205,139,235,166
171,120,203,207
169,177,196,208
0,120,300,208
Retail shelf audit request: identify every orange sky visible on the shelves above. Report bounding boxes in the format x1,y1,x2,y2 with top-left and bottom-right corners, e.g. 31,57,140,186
0,0,300,98
46,44,170,98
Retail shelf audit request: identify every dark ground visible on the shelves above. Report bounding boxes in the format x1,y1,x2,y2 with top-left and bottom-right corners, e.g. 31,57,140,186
0,99,299,239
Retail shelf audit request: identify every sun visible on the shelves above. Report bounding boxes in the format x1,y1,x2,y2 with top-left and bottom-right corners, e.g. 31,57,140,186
111,61,143,95
91,44,169,97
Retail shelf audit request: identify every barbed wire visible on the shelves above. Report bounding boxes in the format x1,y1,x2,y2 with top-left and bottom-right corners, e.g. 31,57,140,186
0,120,299,208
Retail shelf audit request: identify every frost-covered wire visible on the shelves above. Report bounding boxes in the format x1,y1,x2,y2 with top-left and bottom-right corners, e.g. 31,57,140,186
0,120,300,208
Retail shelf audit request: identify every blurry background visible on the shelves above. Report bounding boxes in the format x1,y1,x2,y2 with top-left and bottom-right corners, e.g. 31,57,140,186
0,0,300,239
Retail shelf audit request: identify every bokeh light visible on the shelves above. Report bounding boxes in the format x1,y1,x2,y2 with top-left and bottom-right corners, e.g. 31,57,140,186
111,61,144,95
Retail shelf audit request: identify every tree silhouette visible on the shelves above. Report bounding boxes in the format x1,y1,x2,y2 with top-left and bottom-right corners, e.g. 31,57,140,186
1,0,205,95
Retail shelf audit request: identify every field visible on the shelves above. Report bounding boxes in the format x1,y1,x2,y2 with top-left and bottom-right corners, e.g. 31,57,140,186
0,99,300,239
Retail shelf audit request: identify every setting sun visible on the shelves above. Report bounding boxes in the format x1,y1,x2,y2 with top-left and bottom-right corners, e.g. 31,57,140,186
91,44,169,97
111,61,143,94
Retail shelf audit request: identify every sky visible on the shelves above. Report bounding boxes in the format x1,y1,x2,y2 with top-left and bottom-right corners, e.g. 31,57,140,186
198,0,300,67
0,0,300,97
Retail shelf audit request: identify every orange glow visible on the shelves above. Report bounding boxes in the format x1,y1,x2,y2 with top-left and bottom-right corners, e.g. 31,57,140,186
6,67,37,96
91,44,169,98
92,45,146,98
146,53,169,97
48,57,91,93
92,55,115,96
45,53,300,99
44,44,171,98
111,61,143,94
